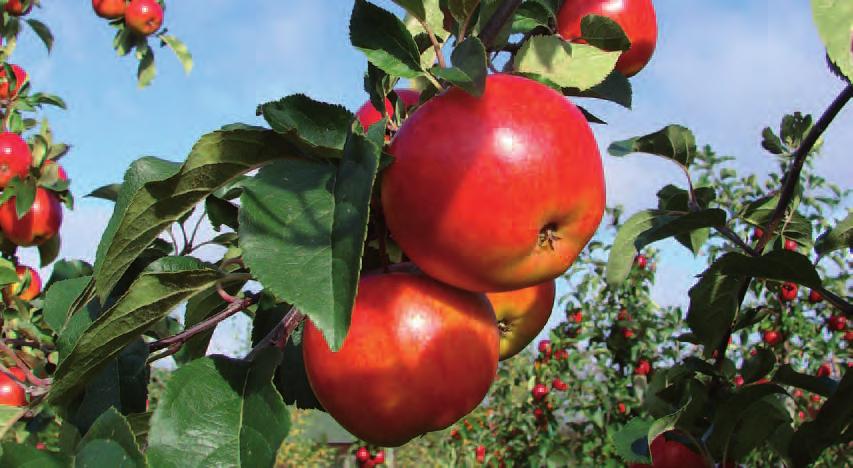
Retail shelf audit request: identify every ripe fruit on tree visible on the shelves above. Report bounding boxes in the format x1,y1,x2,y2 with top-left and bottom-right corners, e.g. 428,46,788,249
779,282,798,302
355,447,370,464
356,89,420,130
3,265,41,303
827,315,846,332
302,269,499,446
0,367,26,406
538,339,552,357
554,348,568,361
623,328,635,339
125,0,164,36
808,289,823,303
635,359,651,376
617,402,627,414
763,330,782,346
734,375,744,387
617,309,632,321
783,238,798,251
489,279,555,360
816,363,831,378
635,254,648,269
0,187,63,247
475,445,486,464
382,74,605,292
0,132,33,188
629,433,707,468
557,0,658,77
372,450,385,465
752,227,764,239
532,383,549,401
552,378,568,391
569,309,583,323
3,0,32,16
0,64,27,100
92,0,127,19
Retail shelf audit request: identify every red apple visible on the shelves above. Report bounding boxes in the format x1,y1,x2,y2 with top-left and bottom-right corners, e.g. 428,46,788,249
753,227,764,239
783,238,797,251
0,64,27,100
623,328,635,339
635,359,651,376
3,265,41,303
617,309,632,321
762,330,782,346
383,74,605,292
355,447,370,463
808,290,823,304
532,383,549,400
372,450,385,465
489,279,555,360
3,0,32,16
734,375,744,387
779,282,798,302
0,187,63,246
617,402,627,414
552,378,568,391
475,445,486,464
125,0,163,36
92,0,127,19
828,315,846,332
557,0,658,77
356,89,421,130
0,132,33,188
302,268,499,446
792,389,803,399
635,254,648,269
816,363,831,378
646,433,708,468
569,309,583,323
0,367,26,406
537,339,552,357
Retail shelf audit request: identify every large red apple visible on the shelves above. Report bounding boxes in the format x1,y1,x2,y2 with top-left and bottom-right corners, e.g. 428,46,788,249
124,0,163,36
0,132,33,188
92,0,127,19
302,268,499,446
356,89,421,130
629,433,708,468
3,0,32,16
3,265,41,303
382,74,605,292
488,279,555,360
557,0,658,77
0,64,27,100
0,187,63,246
0,367,26,407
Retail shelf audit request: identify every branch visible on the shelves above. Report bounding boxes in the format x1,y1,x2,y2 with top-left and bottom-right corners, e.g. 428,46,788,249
148,296,253,353
478,0,523,51
715,225,759,256
245,307,305,361
0,339,51,387
756,83,853,252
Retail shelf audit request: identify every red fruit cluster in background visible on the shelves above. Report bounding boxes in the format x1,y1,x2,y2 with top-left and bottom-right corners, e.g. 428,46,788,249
354,446,385,467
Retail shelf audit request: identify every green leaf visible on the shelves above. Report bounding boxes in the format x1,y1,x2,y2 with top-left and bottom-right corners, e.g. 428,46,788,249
0,443,66,467
86,183,122,202
93,126,298,302
0,258,18,286
146,350,290,468
607,209,727,285
815,209,853,255
761,127,786,154
0,406,28,440
205,195,239,232
609,125,698,169
580,14,630,51
714,250,823,290
174,281,246,364
740,348,776,384
513,35,619,90
159,34,194,74
448,0,481,26
392,0,426,20
788,369,853,466
512,1,554,34
611,418,653,464
76,408,145,467
429,36,487,96
773,365,838,398
474,0,514,48
259,94,353,159
38,232,61,267
686,260,745,353
43,276,92,333
706,384,789,458
240,132,381,350
720,397,791,461
566,69,632,108
136,44,156,88
25,18,53,52
48,257,221,406
811,0,853,83
350,0,424,78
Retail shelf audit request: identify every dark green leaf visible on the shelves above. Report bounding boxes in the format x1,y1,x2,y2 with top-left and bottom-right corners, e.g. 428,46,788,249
259,94,353,159
512,1,554,34
159,34,193,74
565,69,632,108
761,127,786,154
741,348,776,384
706,384,789,459
136,44,156,88
429,36,487,96
205,196,239,232
25,19,53,52
174,280,246,364
448,0,481,25
686,260,745,353
146,350,290,468
76,408,144,467
350,0,424,78
38,232,60,267
49,257,221,406
392,0,426,20
715,250,823,290
93,126,298,302
788,369,853,466
86,184,122,202
773,365,838,398
611,418,652,464
815,210,852,255
0,258,18,286
580,14,630,51
608,125,697,169
43,275,92,333
0,443,66,467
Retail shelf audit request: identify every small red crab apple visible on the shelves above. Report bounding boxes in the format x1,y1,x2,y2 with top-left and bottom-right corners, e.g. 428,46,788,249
816,363,832,378
828,315,847,332
753,227,765,239
0,64,28,100
0,132,33,188
3,0,32,16
372,450,385,465
622,328,635,339
475,445,486,464
355,447,370,464
125,0,164,36
0,367,26,406
537,339,552,358
763,330,783,346
617,402,627,414
634,359,651,376
779,282,798,302
634,254,648,269
783,238,798,251
532,383,549,400
734,375,744,387
808,289,823,303
92,0,127,19
552,378,568,391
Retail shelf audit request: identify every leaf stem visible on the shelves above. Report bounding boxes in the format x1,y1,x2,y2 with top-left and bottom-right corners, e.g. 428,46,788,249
421,20,447,69
244,307,305,361
148,296,254,354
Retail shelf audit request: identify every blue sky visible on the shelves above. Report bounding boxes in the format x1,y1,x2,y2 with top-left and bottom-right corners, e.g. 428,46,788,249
11,1,851,352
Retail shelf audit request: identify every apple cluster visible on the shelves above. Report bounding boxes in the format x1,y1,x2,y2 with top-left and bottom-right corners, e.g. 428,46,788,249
92,0,164,37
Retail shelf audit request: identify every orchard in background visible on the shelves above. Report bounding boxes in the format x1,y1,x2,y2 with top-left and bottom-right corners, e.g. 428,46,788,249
0,1,849,467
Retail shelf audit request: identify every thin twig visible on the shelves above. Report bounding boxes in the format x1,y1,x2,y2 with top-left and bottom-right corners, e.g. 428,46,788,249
715,225,759,256
184,208,207,255
148,297,253,353
245,307,305,361
0,339,51,387
478,0,523,51
421,20,446,69
4,338,54,351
